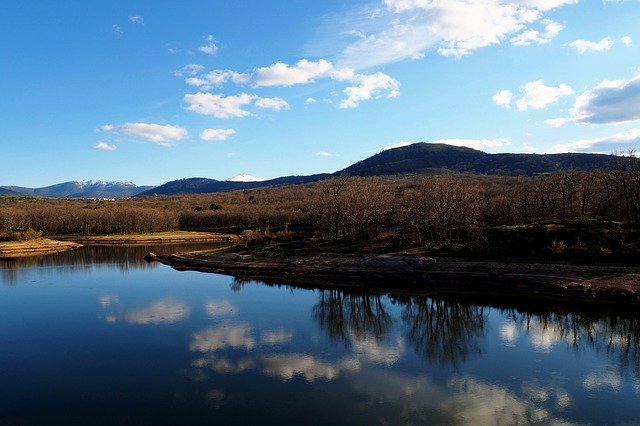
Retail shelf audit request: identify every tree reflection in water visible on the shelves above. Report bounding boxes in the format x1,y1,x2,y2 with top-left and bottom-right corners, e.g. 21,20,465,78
309,286,640,373
313,290,391,344
502,307,640,376
398,296,487,367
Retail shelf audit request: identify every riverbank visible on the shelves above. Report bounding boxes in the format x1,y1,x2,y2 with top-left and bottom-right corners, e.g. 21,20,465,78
151,247,640,306
56,231,237,245
0,239,82,258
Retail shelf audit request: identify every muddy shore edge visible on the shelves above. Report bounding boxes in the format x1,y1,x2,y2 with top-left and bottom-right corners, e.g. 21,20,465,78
0,239,83,258
152,250,640,306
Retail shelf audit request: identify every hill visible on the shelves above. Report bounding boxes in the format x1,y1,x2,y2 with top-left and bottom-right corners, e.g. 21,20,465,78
138,174,329,196
341,143,614,176
1,181,155,198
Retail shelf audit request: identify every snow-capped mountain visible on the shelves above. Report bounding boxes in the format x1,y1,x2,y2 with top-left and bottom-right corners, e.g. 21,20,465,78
0,180,155,198
226,174,267,182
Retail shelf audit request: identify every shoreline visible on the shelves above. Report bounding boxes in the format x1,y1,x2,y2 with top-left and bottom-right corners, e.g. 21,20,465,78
55,231,236,245
0,239,83,258
152,250,640,306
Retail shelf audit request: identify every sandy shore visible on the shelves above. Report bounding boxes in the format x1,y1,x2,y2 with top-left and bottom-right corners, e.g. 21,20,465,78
151,249,640,306
0,239,83,258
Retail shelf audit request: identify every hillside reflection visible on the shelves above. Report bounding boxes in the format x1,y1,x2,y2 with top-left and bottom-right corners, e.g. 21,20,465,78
0,243,219,285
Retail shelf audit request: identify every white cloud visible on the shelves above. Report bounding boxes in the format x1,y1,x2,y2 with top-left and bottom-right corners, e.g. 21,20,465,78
305,97,317,104
431,138,511,151
185,70,251,90
515,80,573,111
510,0,577,11
544,117,569,127
199,35,219,55
352,335,404,366
174,64,204,77
204,299,238,316
493,89,514,107
569,73,640,124
500,321,519,346
341,0,550,67
510,19,563,46
112,24,123,36
107,299,190,324
190,324,256,352
200,128,237,142
260,329,293,346
261,354,360,382
129,15,144,24
100,122,188,146
582,371,622,391
566,37,614,53
183,92,256,118
316,151,334,157
550,128,640,153
99,294,118,307
254,59,333,87
255,96,290,111
192,355,257,374
621,35,633,46
94,141,117,152
339,72,400,109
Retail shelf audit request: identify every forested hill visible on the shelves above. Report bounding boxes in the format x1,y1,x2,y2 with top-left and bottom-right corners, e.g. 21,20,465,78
139,174,329,196
341,143,614,177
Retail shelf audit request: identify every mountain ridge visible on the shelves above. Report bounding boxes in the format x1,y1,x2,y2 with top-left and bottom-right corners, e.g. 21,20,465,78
2,143,619,197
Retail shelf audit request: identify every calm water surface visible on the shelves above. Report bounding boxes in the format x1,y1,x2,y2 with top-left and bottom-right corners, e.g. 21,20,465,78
1,245,639,425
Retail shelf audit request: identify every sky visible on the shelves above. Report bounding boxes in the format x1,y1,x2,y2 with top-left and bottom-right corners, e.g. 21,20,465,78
2,0,639,187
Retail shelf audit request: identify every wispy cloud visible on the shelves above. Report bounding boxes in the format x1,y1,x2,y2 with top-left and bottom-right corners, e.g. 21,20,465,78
94,141,117,151
129,15,144,24
340,72,399,109
329,0,577,69
200,128,237,141
566,37,613,53
112,24,123,36
199,35,219,55
255,97,290,111
184,92,256,118
551,128,640,153
100,122,188,146
432,138,511,151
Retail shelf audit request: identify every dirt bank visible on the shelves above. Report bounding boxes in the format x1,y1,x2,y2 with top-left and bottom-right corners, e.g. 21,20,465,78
57,231,236,245
151,249,640,306
0,239,83,258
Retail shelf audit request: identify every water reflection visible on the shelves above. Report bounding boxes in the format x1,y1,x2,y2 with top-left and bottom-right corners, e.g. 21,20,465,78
307,286,640,374
399,297,486,367
313,290,391,344
0,242,222,285
105,298,190,324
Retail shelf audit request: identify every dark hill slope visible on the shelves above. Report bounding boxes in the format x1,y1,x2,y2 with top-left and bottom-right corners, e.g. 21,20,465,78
139,174,329,196
341,143,613,177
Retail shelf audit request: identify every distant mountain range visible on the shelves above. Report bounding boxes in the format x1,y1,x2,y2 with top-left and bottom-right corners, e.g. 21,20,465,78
0,180,155,198
1,143,617,198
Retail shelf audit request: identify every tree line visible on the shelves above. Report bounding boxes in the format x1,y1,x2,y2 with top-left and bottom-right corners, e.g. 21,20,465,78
1,152,638,252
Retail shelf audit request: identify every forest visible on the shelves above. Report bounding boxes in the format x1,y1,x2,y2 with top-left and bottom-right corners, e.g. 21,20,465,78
1,152,639,260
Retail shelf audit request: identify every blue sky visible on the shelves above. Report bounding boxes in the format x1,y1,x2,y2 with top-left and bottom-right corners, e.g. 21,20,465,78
2,0,639,187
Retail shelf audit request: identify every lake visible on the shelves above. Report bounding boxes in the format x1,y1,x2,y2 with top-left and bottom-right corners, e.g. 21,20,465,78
1,245,639,425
